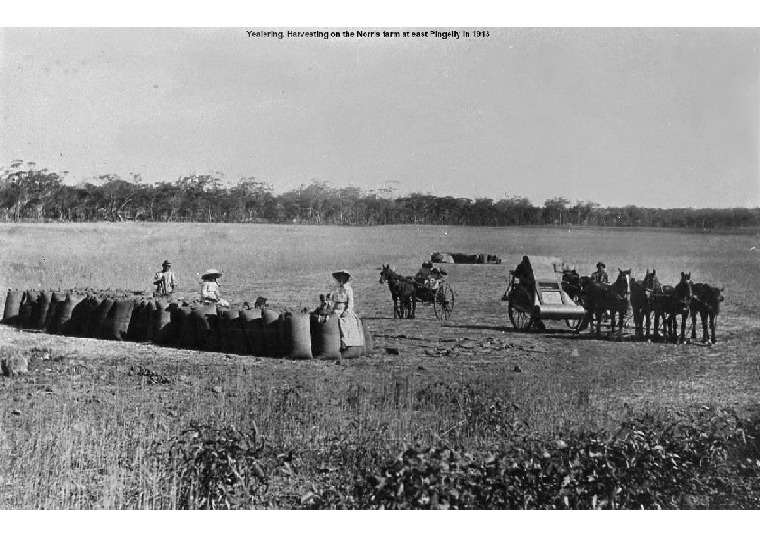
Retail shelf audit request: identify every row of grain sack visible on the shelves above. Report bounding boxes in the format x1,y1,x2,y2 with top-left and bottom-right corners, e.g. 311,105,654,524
1,289,373,359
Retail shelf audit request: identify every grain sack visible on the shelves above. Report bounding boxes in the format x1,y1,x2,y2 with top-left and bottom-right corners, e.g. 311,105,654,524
362,321,374,356
67,295,91,337
284,312,313,360
262,309,283,357
3,289,24,325
229,310,248,355
59,294,85,336
311,314,341,360
145,300,157,342
218,308,240,353
239,308,262,355
30,291,52,329
177,306,194,348
191,303,218,351
152,300,174,344
127,300,152,342
101,299,135,341
341,346,363,359
229,326,248,354
90,297,115,339
82,297,103,338
19,290,40,329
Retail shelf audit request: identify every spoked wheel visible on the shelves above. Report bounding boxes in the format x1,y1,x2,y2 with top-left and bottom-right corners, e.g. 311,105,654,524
433,283,455,320
508,297,533,331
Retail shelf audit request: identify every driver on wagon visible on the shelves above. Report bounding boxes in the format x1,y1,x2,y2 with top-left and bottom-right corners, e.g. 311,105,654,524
513,255,536,300
591,262,609,284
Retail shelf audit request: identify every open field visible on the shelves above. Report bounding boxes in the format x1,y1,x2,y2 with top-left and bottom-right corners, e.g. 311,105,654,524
1,223,760,508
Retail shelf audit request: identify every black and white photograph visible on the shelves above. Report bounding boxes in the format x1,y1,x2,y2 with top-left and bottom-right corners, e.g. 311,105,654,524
1,3,759,516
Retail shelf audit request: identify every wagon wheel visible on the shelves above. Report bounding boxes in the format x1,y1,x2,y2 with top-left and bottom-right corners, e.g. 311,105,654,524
565,294,586,330
508,291,533,332
433,283,455,320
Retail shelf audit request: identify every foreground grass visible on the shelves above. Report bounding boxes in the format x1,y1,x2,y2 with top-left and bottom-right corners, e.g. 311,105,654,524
2,325,760,509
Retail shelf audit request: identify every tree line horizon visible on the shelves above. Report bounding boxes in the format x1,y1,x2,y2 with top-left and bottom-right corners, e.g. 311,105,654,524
2,161,758,229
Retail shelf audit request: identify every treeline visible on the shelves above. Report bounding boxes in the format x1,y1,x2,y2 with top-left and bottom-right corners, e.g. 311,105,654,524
2,161,759,229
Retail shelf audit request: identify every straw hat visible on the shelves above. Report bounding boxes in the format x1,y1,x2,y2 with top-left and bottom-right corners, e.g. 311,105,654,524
332,269,351,282
201,268,222,280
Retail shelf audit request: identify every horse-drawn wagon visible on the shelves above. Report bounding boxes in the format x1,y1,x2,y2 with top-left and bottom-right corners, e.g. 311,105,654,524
380,264,455,320
502,260,586,331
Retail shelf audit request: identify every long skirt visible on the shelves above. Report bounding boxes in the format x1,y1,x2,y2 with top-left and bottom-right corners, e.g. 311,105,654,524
338,311,365,349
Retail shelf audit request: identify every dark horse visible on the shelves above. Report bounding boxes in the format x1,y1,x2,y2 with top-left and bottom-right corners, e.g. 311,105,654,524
582,269,632,339
650,272,693,343
630,269,661,340
689,283,724,344
379,264,417,319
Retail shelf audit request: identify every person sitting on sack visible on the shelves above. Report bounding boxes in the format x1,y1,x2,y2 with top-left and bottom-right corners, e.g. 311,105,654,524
330,270,365,349
153,259,177,297
311,293,334,323
200,268,230,307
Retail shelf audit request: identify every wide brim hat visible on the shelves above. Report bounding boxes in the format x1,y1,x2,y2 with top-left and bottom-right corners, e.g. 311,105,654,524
202,268,222,280
596,262,606,269
332,269,352,281
162,260,171,267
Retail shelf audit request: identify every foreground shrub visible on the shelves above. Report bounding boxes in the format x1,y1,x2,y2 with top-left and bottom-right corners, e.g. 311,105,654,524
157,423,268,509
356,407,757,509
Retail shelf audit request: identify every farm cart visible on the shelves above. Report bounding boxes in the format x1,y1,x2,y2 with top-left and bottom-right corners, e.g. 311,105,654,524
502,262,586,331
379,264,455,320
415,273,455,321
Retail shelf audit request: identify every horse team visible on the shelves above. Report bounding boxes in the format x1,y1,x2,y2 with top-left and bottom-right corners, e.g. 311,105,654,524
380,262,725,345
562,268,724,344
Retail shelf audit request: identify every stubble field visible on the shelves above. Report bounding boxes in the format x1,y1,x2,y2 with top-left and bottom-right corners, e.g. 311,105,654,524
1,222,759,509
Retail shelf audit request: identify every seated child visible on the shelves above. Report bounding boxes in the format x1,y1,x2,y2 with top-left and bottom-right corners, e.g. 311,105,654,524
311,293,334,323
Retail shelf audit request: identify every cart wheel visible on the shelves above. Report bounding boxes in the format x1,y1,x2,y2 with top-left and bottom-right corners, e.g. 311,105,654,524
508,298,533,331
433,283,455,320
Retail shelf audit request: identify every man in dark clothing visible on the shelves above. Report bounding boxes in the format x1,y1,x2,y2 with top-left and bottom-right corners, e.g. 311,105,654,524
514,256,535,284
513,256,536,300
591,262,609,284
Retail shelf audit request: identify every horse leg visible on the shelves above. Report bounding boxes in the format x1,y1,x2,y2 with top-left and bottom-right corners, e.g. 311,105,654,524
709,312,717,344
633,307,642,339
616,309,624,340
699,311,715,343
652,311,660,340
645,310,652,340
690,307,698,341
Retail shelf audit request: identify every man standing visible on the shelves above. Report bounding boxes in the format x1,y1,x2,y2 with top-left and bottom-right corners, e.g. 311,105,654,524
154,260,177,297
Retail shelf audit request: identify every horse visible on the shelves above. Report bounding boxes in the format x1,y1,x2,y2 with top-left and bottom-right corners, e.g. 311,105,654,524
561,269,594,331
379,264,417,319
630,269,661,340
582,268,632,339
650,272,693,343
689,283,724,344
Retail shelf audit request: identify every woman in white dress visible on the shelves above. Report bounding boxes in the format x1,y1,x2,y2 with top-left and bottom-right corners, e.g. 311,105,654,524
330,270,365,349
200,269,230,308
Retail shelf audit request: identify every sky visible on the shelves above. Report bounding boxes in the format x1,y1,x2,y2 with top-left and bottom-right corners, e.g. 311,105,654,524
1,25,758,208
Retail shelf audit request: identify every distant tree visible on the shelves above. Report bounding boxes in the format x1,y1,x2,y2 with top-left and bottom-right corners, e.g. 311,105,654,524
0,160,63,220
542,196,571,225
